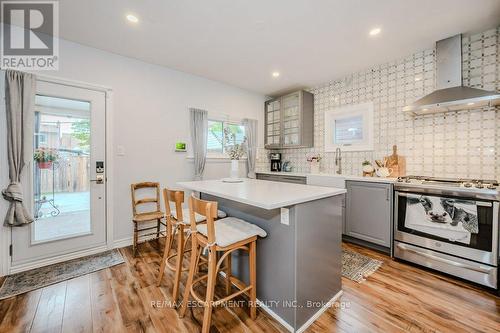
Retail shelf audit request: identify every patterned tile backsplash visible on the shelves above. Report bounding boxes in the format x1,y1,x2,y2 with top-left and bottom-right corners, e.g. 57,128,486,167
256,28,500,180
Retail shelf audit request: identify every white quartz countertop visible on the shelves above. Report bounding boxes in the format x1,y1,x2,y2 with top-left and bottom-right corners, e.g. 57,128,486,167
177,179,346,210
256,171,397,184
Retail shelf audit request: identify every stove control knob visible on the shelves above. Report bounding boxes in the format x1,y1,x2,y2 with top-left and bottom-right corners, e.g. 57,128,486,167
475,182,484,189
463,182,473,188
486,183,496,190
405,178,412,183
397,177,404,182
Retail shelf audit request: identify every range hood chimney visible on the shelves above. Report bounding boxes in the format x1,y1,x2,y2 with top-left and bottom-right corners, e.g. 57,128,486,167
403,34,500,115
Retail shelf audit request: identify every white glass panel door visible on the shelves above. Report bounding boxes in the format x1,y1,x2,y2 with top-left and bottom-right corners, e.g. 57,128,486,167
11,80,106,266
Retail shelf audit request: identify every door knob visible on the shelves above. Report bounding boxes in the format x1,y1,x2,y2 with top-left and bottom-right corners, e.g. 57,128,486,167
90,174,104,184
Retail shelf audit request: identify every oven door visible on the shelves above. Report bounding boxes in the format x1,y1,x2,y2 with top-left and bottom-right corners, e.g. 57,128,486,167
394,191,499,266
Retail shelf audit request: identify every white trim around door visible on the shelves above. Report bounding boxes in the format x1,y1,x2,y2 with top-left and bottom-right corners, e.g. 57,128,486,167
0,74,114,276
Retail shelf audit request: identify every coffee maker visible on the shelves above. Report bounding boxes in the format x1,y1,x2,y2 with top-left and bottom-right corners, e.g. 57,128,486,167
270,153,282,172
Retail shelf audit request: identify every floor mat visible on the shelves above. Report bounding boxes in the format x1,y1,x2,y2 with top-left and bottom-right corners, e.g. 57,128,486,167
0,249,124,300
342,249,383,283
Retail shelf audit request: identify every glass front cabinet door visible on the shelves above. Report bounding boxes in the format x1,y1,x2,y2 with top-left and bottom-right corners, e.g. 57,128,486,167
264,98,282,148
282,92,301,147
264,90,313,149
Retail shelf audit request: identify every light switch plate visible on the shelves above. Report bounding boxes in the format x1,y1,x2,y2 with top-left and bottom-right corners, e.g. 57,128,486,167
117,145,125,156
280,207,289,225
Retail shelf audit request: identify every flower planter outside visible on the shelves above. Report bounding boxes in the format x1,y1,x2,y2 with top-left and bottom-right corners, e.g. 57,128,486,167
38,161,53,169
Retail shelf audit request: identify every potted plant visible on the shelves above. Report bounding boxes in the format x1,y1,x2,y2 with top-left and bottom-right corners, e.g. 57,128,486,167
362,160,375,176
34,148,59,169
223,127,247,179
307,154,322,174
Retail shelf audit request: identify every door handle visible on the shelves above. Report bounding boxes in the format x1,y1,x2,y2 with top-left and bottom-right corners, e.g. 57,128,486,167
396,243,492,274
90,175,104,184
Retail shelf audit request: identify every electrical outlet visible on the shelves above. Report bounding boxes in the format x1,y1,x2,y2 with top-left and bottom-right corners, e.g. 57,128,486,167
280,207,289,225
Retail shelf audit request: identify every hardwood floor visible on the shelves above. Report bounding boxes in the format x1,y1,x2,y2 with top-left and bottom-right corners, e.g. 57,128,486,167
0,240,498,333
308,243,500,333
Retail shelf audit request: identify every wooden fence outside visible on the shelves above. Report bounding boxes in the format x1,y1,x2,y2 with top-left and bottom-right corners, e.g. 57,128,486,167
39,155,90,193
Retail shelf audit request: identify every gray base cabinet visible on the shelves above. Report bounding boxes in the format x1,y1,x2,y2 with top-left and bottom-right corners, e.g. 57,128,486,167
345,181,392,248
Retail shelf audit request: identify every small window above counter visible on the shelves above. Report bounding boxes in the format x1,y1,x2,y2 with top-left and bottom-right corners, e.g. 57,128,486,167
324,102,374,152
264,90,314,149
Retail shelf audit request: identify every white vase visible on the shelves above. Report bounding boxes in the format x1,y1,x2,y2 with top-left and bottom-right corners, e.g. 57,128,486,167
310,161,320,174
230,159,239,178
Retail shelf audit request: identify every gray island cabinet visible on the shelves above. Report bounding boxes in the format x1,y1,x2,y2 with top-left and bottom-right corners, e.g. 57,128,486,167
177,179,345,332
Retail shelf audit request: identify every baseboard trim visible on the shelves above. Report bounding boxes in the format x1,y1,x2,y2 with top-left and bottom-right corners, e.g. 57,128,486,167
113,233,166,250
218,271,291,332
9,245,110,274
295,290,343,333
342,235,390,255
113,236,133,249
255,298,295,332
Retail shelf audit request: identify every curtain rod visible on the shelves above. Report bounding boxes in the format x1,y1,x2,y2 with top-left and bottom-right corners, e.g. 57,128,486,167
1,69,112,93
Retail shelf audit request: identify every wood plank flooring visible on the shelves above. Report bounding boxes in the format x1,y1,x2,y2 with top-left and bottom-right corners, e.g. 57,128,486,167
0,240,498,333
308,243,500,333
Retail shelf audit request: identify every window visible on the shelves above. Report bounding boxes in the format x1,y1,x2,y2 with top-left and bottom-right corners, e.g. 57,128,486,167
207,120,246,157
324,102,374,152
334,115,363,144
36,133,48,146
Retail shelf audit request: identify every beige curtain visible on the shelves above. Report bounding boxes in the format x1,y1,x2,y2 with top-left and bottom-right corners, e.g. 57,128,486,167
243,118,258,178
2,70,36,226
189,108,208,180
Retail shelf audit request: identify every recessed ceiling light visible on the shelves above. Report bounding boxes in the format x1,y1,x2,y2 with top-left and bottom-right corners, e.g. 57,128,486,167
126,14,139,23
369,27,381,36
422,108,428,111
272,72,280,78
414,77,422,81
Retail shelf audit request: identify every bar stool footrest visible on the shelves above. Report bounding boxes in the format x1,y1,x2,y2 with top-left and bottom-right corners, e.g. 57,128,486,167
189,273,252,307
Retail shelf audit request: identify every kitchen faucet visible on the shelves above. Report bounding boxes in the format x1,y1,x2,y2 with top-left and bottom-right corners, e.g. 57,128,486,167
335,148,342,174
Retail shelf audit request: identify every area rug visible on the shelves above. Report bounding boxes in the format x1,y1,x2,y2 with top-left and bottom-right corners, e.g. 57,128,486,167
342,249,383,283
0,249,124,300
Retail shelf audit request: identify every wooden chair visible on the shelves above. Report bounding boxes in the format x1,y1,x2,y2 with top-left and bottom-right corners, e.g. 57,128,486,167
157,188,208,303
179,195,266,333
130,182,167,256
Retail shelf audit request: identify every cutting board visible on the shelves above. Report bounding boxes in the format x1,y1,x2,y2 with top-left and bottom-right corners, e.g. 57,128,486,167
385,145,406,177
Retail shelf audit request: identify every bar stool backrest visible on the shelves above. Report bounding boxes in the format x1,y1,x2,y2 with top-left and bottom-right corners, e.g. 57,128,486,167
163,188,185,221
188,194,218,244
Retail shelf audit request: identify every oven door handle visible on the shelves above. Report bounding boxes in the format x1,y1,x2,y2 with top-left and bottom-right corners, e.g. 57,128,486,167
396,192,492,207
396,243,492,274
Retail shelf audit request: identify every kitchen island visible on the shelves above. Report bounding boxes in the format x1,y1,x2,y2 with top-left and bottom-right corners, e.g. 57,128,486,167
177,179,345,332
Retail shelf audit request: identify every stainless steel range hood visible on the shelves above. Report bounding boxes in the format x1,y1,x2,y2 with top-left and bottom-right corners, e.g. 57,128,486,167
403,34,500,115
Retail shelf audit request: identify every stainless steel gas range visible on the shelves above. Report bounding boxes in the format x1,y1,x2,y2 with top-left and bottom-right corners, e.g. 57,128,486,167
393,176,499,289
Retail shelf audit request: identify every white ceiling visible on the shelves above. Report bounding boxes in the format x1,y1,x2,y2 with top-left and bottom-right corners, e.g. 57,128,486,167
57,0,500,95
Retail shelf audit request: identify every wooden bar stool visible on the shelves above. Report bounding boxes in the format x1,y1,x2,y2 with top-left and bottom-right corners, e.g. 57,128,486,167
179,195,267,333
157,189,227,303
130,182,167,256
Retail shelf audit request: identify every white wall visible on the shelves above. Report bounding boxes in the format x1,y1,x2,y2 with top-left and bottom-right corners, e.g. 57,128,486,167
0,36,266,257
